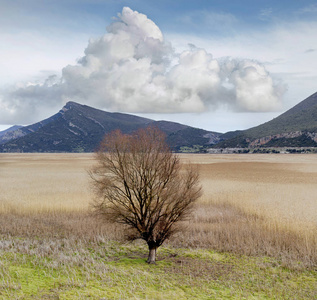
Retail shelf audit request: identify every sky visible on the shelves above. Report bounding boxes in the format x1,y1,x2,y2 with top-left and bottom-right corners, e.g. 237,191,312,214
0,0,317,133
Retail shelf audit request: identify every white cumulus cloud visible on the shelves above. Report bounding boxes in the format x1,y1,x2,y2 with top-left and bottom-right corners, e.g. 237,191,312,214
0,7,286,125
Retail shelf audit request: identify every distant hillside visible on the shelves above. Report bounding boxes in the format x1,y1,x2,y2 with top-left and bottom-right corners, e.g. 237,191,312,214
0,125,23,141
0,112,63,145
215,92,317,148
0,102,221,153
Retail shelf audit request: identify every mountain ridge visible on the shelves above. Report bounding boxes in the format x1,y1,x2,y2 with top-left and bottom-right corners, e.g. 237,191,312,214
0,102,221,152
214,92,317,148
1,91,316,152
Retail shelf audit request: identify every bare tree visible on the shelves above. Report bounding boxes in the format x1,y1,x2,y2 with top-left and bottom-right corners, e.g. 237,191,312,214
90,127,201,264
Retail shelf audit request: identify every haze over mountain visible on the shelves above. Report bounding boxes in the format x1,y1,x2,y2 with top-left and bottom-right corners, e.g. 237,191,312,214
0,102,220,153
0,91,316,152
216,92,317,148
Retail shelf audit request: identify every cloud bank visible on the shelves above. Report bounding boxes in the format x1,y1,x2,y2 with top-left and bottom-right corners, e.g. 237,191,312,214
0,7,286,124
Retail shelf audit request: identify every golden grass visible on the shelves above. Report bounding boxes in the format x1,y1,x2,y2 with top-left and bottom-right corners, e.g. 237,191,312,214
181,154,317,226
0,153,92,213
1,153,317,267
2,153,316,222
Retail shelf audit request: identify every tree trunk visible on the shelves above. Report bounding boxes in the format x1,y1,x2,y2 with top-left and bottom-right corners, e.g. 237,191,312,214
147,246,157,264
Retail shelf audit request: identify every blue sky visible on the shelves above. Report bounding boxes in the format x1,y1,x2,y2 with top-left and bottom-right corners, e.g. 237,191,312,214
1,0,317,132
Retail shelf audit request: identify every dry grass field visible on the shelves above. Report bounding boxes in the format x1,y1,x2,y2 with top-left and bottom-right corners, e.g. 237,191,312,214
179,154,317,268
184,154,317,226
0,153,316,261
1,153,316,222
0,153,316,298
0,153,92,214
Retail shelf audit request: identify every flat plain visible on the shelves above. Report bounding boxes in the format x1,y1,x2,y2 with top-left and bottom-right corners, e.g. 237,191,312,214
0,153,316,299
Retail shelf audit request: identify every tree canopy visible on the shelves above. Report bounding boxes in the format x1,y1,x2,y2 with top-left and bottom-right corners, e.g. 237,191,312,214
90,127,201,263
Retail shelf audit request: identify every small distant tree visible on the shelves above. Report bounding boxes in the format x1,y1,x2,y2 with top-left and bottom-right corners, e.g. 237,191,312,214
90,127,201,264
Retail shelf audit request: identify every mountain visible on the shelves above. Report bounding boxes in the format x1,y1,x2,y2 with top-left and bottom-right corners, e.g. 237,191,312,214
215,92,317,148
0,112,63,145
0,125,23,141
0,102,221,152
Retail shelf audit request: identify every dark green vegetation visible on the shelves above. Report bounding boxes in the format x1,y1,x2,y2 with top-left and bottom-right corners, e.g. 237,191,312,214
0,102,220,153
263,134,317,147
215,92,317,148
